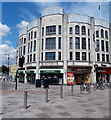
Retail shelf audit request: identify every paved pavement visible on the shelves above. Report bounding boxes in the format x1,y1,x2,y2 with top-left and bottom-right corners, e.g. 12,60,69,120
0,80,110,119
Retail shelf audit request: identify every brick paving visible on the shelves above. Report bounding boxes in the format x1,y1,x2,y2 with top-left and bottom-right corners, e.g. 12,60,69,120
1,81,110,118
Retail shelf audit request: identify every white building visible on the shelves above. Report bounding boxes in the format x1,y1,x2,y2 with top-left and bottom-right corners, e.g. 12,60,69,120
17,7,111,85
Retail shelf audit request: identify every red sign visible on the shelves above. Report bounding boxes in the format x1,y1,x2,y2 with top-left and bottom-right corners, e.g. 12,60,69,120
67,72,75,85
97,68,111,74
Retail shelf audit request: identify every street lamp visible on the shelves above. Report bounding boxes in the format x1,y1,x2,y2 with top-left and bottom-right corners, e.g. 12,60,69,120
5,54,10,75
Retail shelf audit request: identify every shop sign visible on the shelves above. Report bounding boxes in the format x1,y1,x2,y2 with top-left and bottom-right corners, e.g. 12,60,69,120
40,70,61,73
97,68,111,74
25,71,34,74
67,72,75,85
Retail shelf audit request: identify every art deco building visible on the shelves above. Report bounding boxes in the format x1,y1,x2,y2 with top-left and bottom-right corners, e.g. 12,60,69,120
17,7,111,85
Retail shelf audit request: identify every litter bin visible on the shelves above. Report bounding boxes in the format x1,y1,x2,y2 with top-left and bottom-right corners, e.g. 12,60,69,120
35,79,41,87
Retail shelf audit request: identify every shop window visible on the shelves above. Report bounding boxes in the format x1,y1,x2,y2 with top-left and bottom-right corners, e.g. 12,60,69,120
82,37,86,49
70,52,73,60
97,53,100,61
46,25,56,35
82,52,87,61
75,25,80,34
101,40,104,51
69,27,73,34
81,26,86,35
58,37,61,49
102,54,105,62
96,30,99,37
105,31,108,39
101,29,104,38
46,37,56,49
106,54,109,62
76,52,80,60
58,25,61,34
75,37,80,49
106,41,109,52
58,52,61,60
45,52,55,60
69,37,73,49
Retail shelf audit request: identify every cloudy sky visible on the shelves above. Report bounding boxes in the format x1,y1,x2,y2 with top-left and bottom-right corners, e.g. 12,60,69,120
0,0,110,66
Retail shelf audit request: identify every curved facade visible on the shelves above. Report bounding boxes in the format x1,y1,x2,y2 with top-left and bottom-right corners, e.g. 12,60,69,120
17,7,111,84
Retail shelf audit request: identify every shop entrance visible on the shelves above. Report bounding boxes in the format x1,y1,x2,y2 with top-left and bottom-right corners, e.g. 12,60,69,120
19,73,25,83
27,73,35,84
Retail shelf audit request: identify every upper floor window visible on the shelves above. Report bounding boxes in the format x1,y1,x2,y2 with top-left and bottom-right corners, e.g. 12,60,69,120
58,37,61,49
45,52,55,60
95,40,99,52
81,26,86,35
75,52,80,60
30,41,33,53
88,29,90,36
33,54,36,61
106,54,109,62
69,37,73,49
58,25,61,34
24,38,26,44
102,54,105,62
69,27,73,34
82,37,86,49
30,54,32,62
96,30,99,37
75,25,80,34
42,27,44,36
28,43,30,53
34,40,36,52
42,39,44,50
69,52,73,60
28,33,30,40
23,46,25,55
46,25,56,35
101,40,104,51
34,31,37,38
58,52,61,60
31,31,33,39
46,37,56,49
88,38,90,50
82,52,87,61
75,37,80,49
106,41,109,52
101,29,104,38
105,30,108,39
97,53,100,61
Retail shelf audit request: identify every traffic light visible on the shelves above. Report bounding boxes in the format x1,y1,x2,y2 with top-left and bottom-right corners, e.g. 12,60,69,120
19,56,24,68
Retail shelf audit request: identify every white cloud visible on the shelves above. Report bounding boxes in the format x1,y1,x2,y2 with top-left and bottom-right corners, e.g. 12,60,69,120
0,44,16,66
16,20,29,29
0,23,11,37
3,40,12,45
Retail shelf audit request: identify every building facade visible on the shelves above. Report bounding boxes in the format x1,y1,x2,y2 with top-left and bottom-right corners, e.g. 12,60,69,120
17,7,111,85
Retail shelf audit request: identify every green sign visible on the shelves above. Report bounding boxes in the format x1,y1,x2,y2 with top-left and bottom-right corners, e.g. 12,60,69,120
40,70,61,73
25,71,34,74
18,71,24,74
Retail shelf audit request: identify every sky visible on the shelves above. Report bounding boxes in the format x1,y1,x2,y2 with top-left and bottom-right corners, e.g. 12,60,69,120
0,1,110,66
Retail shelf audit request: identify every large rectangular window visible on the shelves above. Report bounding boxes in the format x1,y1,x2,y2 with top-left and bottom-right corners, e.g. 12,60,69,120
82,52,86,61
76,52,80,60
58,52,61,60
58,37,61,49
30,54,32,62
27,55,29,62
34,40,36,51
69,27,73,34
102,54,105,62
88,29,90,36
28,43,30,53
101,40,104,51
24,38,26,44
58,25,61,34
33,54,36,61
106,54,109,62
46,38,56,49
42,39,44,50
46,25,56,35
42,27,44,36
31,31,33,39
70,52,73,60
95,40,99,51
97,53,100,61
23,46,25,55
82,38,86,49
96,30,99,37
106,41,109,52
28,33,30,40
34,31,37,38
45,52,55,60
88,38,90,50
75,37,80,49
41,52,43,61
69,37,73,49
30,41,33,52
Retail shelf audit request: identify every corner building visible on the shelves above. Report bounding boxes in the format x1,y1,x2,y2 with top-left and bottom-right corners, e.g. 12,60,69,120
17,7,111,85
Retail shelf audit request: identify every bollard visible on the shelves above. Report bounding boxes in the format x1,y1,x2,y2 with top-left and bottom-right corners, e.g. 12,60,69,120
15,77,17,90
60,85,63,99
45,87,48,102
71,85,74,96
24,90,27,109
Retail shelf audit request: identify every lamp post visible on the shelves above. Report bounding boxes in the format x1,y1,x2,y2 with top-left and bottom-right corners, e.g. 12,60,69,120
5,54,10,75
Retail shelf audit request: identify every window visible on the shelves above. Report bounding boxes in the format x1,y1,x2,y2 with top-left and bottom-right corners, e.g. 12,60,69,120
42,39,44,50
46,25,56,35
95,40,99,51
75,25,80,34
89,52,90,61
81,26,86,35
31,31,33,39
21,38,23,44
58,52,61,60
75,37,80,49
97,53,100,61
27,55,29,62
34,40,36,51
42,27,44,36
19,47,20,57
30,41,33,52
82,52,86,61
34,31,37,38
33,54,36,61
101,40,104,51
88,38,90,50
70,52,73,60
45,52,55,60
102,54,105,62
30,54,32,62
96,30,99,37
58,37,61,49
58,25,61,34
82,38,86,49
23,46,25,55
101,29,104,38
76,52,80,60
88,29,90,36
106,54,109,62
46,38,56,49
106,41,109,52
69,37,73,49
28,43,30,53
69,27,73,34
105,31,108,39
24,38,26,44
21,46,22,56
41,52,43,61
28,33,30,40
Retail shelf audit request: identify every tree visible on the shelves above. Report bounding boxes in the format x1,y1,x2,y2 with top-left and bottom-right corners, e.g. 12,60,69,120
1,65,8,74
